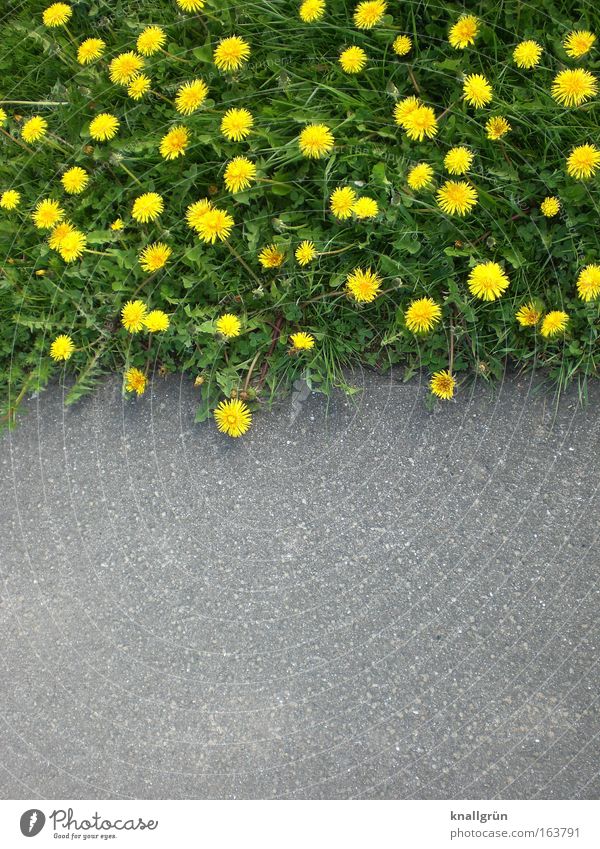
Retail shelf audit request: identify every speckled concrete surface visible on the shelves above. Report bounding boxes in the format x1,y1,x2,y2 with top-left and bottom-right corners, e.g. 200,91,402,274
1,371,599,799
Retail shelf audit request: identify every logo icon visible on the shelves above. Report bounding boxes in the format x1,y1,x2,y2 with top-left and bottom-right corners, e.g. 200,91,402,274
20,810,46,837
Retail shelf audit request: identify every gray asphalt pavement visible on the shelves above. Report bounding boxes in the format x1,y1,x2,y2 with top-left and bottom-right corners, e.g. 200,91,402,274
1,370,599,799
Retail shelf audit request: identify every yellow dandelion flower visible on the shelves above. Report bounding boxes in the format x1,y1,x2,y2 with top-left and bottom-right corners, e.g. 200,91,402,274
404,297,442,333
436,180,478,216
0,108,6,126
137,26,166,56
131,192,164,223
467,261,510,300
216,314,242,337
354,0,386,30
50,334,74,361
186,198,213,231
89,113,119,141
552,68,597,107
77,38,106,64
513,40,542,69
485,116,511,140
392,35,412,56
444,146,473,175
50,224,78,257
214,398,252,437
407,162,434,190
110,218,124,231
214,36,251,71
430,369,455,399
463,73,493,108
139,242,172,273
220,108,254,141
109,52,144,86
22,116,47,143
50,221,75,250
346,267,382,302
160,125,189,160
541,310,569,338
566,143,600,179
563,30,596,59
32,198,64,230
0,189,21,210
144,310,170,332
197,208,234,243
48,221,74,251
352,196,379,219
128,74,151,100
61,166,89,194
540,196,560,217
290,332,315,350
295,241,317,265
224,156,256,193
57,230,86,262
449,15,478,49
516,302,542,327
124,367,147,395
299,124,335,158
175,79,208,115
176,0,205,11
576,264,600,301
259,244,285,268
393,95,421,126
300,0,325,22
330,186,357,219
42,3,71,27
339,46,367,73
121,300,148,333
402,105,438,141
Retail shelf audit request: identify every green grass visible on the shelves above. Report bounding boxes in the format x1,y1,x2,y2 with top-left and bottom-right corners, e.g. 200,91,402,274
1,0,599,430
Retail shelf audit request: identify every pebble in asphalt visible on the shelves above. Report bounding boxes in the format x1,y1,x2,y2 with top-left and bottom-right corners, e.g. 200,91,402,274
0,370,599,799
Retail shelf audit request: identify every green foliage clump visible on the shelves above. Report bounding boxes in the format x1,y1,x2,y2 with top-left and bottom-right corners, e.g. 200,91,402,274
1,0,599,431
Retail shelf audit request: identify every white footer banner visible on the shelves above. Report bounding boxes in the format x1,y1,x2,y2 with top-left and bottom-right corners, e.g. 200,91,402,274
0,800,598,848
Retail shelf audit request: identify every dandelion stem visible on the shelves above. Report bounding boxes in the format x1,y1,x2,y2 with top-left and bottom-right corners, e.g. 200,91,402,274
43,136,71,157
3,372,34,425
53,49,78,72
1,100,69,106
47,133,74,154
225,241,262,286
150,90,175,106
258,177,294,190
0,127,34,154
408,66,421,96
63,26,79,48
301,290,344,306
500,142,514,168
159,47,191,64
118,162,143,186
473,208,530,245
257,313,285,392
145,334,153,373
318,243,358,257
243,350,262,393
438,100,457,122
